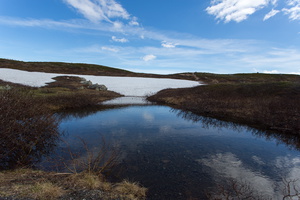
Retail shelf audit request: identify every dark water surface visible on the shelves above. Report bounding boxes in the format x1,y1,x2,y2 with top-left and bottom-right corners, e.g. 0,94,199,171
45,105,300,199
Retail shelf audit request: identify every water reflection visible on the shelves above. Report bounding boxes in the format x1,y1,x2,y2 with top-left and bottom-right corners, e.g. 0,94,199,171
173,109,245,132
55,105,127,120
54,105,300,199
102,96,153,105
0,115,60,170
201,153,300,199
174,109,300,150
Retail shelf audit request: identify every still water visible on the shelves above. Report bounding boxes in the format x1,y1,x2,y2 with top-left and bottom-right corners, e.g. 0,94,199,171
49,105,300,199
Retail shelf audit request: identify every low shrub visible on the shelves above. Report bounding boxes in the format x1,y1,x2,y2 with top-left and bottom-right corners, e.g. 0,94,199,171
0,89,59,169
148,82,300,135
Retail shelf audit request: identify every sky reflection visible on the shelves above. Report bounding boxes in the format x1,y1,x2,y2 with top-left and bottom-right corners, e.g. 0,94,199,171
55,105,300,199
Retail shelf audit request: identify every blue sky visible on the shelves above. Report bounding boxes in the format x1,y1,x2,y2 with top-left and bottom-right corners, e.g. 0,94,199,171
0,0,299,74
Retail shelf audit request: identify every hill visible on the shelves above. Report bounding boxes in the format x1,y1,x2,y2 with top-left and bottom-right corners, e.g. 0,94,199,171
0,58,194,80
1,58,300,136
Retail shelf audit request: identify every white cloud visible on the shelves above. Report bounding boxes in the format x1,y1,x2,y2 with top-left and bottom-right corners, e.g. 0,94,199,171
206,0,300,22
1,5,300,75
289,71,300,75
64,0,137,24
112,36,128,43
129,17,139,26
142,54,156,62
161,41,178,48
206,0,273,23
271,0,278,5
263,69,279,73
101,46,119,52
263,9,280,20
283,0,300,20
239,47,300,74
0,16,85,29
64,0,109,22
113,21,123,30
101,0,130,19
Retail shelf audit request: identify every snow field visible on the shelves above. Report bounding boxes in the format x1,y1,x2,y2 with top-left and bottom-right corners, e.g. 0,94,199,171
0,68,200,96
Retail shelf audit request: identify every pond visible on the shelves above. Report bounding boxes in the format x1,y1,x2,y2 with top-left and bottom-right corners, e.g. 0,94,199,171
42,104,300,199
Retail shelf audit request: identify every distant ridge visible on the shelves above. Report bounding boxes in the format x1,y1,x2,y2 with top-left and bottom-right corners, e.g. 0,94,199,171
1,58,299,83
0,58,196,80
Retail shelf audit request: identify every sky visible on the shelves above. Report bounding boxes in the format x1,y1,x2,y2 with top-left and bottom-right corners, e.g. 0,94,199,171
0,0,299,74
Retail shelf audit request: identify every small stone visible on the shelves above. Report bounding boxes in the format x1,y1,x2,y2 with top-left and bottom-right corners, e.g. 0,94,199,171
88,84,107,91
0,85,12,90
81,80,92,85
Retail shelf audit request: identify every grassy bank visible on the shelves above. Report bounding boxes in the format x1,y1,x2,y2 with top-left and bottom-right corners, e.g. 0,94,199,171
148,78,300,135
0,82,146,199
0,169,147,200
194,72,300,84
0,75,122,111
35,76,122,111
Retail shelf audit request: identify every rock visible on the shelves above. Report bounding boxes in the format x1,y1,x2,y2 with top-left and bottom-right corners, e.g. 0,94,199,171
97,85,107,91
79,79,107,91
88,84,107,91
80,80,92,86
0,85,12,90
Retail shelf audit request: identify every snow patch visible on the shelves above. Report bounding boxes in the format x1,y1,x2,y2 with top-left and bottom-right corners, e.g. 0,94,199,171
0,68,200,96
102,97,152,105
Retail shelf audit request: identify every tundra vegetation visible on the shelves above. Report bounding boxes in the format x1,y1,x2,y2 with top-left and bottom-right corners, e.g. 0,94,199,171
0,88,147,199
0,59,148,199
148,73,300,136
1,58,300,199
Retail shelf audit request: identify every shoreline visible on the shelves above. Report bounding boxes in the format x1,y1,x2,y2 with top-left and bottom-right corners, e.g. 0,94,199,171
147,82,300,137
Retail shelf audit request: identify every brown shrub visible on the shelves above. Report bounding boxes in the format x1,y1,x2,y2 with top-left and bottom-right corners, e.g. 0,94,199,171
0,89,59,169
148,82,300,135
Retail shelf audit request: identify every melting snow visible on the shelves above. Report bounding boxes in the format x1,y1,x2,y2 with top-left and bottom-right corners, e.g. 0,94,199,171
0,68,200,96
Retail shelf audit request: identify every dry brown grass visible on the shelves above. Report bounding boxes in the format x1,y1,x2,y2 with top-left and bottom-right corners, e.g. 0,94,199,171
115,180,148,200
40,89,121,110
23,182,64,200
195,72,300,84
148,82,300,135
1,75,122,111
0,58,133,76
35,75,122,110
0,169,64,199
65,173,112,191
0,169,147,200
0,89,60,170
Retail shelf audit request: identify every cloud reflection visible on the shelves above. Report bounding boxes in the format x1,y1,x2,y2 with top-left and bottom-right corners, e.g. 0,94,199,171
198,152,280,198
142,112,154,122
198,152,300,199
